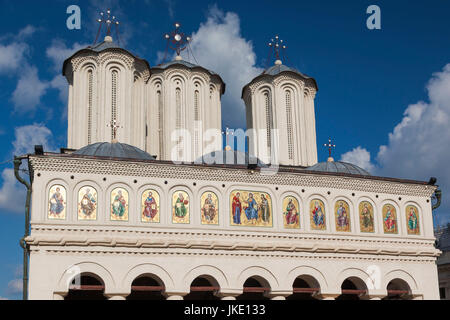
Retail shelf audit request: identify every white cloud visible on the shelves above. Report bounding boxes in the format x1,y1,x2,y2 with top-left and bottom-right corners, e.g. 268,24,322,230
17,25,36,40
0,124,54,214
340,146,375,173
11,66,49,113
0,297,8,300
0,42,28,74
7,279,22,294
342,64,450,225
182,5,263,128
0,25,37,74
46,40,88,73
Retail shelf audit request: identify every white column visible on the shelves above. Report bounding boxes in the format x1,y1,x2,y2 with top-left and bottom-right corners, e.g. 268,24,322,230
271,296,286,300
53,293,66,300
221,296,236,300
167,295,184,300
107,295,126,300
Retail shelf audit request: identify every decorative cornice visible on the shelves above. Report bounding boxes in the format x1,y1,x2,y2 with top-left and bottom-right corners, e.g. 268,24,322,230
29,155,435,198
26,225,439,259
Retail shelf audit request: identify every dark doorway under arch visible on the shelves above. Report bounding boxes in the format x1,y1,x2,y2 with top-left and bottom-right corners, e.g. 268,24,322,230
127,275,165,300
383,279,411,300
184,277,220,300
237,277,270,300
65,274,107,300
336,278,367,300
287,277,320,300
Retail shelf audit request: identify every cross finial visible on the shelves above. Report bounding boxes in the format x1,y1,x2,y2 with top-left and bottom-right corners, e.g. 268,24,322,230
107,119,123,143
222,126,234,151
164,22,191,59
268,35,287,65
324,138,336,161
93,9,120,45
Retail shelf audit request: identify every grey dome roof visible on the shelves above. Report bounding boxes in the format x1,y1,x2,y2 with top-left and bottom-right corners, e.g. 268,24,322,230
242,62,318,98
74,142,155,161
306,160,371,176
62,38,150,76
151,59,225,94
195,150,266,167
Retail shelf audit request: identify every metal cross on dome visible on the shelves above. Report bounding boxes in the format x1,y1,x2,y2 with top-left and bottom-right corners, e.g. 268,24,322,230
222,126,235,151
268,35,287,61
164,22,192,57
324,138,336,158
93,9,120,45
107,119,123,141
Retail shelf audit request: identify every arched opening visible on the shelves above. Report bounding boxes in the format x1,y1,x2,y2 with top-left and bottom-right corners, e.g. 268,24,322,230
287,275,320,300
237,277,270,300
184,276,220,300
336,277,367,300
126,274,165,300
383,279,412,300
65,273,107,300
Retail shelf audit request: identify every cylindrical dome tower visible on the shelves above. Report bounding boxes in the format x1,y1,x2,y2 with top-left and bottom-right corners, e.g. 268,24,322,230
148,57,225,162
242,59,318,167
63,35,151,150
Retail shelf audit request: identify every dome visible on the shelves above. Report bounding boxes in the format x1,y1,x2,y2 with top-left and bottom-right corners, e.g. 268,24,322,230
306,160,371,176
151,59,225,94
241,61,318,98
62,37,150,76
73,142,155,161
195,150,266,167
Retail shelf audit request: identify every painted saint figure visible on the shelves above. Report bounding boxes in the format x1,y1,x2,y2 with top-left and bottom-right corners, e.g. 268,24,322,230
361,203,374,231
384,205,397,233
49,187,65,216
244,193,259,224
336,201,349,229
174,192,188,218
202,193,217,222
407,206,419,234
312,201,325,227
112,190,126,217
284,198,298,225
260,194,270,223
79,188,96,217
143,191,158,220
232,192,242,224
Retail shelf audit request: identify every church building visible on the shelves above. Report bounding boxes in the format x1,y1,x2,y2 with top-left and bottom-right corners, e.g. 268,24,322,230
16,15,442,300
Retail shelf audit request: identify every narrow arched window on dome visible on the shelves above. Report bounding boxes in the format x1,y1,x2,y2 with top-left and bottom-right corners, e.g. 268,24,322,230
111,70,118,140
194,90,200,157
264,92,273,152
175,87,182,157
157,90,163,157
87,70,93,144
285,90,294,160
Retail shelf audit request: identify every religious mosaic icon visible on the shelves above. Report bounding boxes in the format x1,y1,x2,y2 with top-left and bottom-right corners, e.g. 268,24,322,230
172,191,190,224
405,205,420,235
230,190,272,227
310,199,326,230
335,200,351,232
201,192,219,225
48,185,66,220
382,204,397,234
283,196,300,229
359,201,375,233
110,188,128,221
141,189,160,223
78,186,97,220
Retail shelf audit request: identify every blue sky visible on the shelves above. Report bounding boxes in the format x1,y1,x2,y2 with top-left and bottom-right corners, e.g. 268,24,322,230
0,0,449,299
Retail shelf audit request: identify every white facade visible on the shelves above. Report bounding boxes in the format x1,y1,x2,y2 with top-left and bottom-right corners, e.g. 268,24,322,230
26,155,440,300
242,61,318,167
